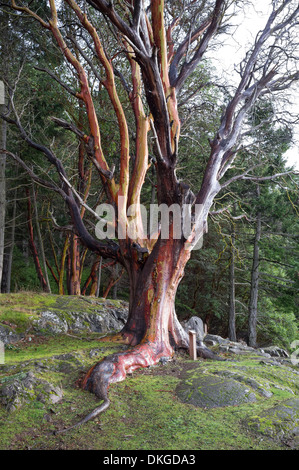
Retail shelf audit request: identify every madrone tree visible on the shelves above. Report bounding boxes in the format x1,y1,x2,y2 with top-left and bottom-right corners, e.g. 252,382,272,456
2,0,299,431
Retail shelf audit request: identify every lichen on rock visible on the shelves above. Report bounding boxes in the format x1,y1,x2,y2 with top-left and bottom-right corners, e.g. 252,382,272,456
0,370,63,412
176,366,257,408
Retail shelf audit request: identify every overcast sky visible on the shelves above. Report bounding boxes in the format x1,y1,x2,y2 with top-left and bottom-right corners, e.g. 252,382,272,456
207,1,299,170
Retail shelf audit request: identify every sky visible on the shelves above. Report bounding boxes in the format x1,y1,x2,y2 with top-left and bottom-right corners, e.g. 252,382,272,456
207,1,299,170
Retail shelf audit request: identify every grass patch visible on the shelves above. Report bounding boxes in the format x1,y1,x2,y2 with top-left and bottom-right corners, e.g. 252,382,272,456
2,334,117,365
0,293,298,450
0,348,292,451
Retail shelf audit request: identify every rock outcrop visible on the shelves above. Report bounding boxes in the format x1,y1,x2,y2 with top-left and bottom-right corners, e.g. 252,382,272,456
0,296,129,344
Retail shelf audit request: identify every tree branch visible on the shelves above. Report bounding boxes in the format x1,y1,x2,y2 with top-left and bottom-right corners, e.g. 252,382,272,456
169,18,211,88
11,0,50,29
0,149,63,194
170,0,226,91
221,169,299,189
34,66,78,97
1,119,120,261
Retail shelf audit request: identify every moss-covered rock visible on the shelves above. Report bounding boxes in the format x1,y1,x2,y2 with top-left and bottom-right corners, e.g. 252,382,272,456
0,370,63,412
0,324,22,344
176,366,257,408
246,398,299,448
0,293,128,343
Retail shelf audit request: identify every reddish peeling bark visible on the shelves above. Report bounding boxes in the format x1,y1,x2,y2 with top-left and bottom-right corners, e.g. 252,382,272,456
82,257,100,296
55,235,190,434
55,233,221,434
67,234,81,296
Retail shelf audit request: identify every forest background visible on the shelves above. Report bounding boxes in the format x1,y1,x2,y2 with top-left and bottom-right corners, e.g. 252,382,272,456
0,0,298,352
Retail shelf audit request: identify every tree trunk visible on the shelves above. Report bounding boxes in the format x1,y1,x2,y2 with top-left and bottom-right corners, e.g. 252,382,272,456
1,190,17,293
58,236,69,295
112,263,118,299
79,231,219,427
103,264,123,300
248,211,262,347
26,188,50,293
67,233,81,295
89,256,102,297
83,234,193,394
0,82,6,290
228,222,237,341
96,256,102,297
3,188,17,293
31,184,51,293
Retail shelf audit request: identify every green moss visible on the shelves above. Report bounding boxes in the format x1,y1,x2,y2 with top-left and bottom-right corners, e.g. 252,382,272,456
0,372,27,384
3,334,121,365
0,293,298,450
0,349,294,450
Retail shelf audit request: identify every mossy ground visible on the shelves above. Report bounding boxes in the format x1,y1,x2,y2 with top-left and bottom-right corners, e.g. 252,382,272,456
0,293,298,451
0,292,125,334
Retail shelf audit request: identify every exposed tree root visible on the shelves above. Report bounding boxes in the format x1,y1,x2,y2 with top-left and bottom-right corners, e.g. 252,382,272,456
53,313,223,435
97,332,127,343
54,343,223,434
53,342,173,435
53,398,111,435
98,331,137,345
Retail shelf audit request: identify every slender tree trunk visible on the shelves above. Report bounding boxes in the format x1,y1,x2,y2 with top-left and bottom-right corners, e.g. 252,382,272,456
58,236,69,295
65,91,91,297
248,210,262,347
68,233,81,295
89,263,99,297
0,82,6,290
46,258,59,286
82,256,102,296
103,264,123,299
96,256,102,297
228,222,237,341
26,188,49,292
112,263,118,299
1,188,16,293
102,276,115,299
5,188,16,293
31,184,51,293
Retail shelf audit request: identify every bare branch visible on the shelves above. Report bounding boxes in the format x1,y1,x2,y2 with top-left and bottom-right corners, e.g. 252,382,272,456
66,35,103,83
50,116,85,139
11,0,50,29
170,0,226,91
132,0,142,30
169,17,212,88
209,205,251,221
221,168,299,190
86,0,148,57
0,149,63,194
149,118,166,165
60,174,104,223
34,66,78,97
